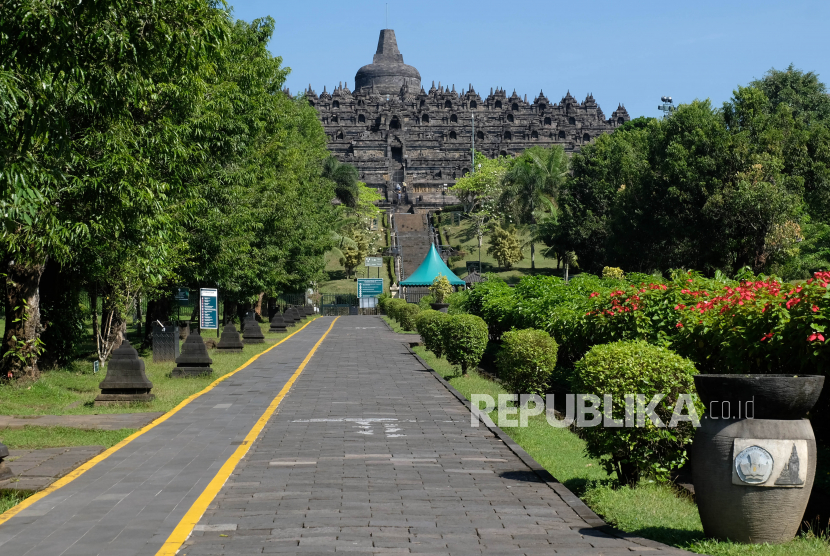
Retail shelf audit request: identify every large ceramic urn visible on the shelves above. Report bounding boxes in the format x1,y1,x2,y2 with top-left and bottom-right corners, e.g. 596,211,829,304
691,374,824,543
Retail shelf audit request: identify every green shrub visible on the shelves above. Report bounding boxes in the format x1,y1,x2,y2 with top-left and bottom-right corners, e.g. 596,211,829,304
444,314,488,374
602,266,625,280
397,303,420,331
571,340,701,486
446,289,469,314
386,298,407,321
377,293,391,313
429,274,454,304
415,310,449,357
417,294,435,311
497,328,558,396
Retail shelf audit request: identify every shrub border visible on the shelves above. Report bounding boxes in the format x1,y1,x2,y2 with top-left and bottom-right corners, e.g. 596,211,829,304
402,342,690,554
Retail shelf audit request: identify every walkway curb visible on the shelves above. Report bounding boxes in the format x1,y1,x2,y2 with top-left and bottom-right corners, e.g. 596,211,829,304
405,343,696,554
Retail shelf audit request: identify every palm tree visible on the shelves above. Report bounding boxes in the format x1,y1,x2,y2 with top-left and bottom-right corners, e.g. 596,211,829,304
322,156,360,208
500,146,569,269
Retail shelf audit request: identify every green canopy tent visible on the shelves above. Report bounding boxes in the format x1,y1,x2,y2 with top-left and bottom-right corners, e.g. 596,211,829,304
399,244,466,288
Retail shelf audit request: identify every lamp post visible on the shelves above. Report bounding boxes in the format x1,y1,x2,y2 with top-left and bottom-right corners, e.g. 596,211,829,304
471,113,475,173
658,96,676,118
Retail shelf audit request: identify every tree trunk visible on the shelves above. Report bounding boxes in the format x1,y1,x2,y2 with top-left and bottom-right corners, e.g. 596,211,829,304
530,242,535,270
223,300,237,325
564,262,569,283
90,286,99,345
255,292,265,322
1,258,46,380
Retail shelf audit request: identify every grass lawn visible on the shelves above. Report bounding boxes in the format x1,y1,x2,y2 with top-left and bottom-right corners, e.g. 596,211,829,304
0,426,135,450
0,320,312,416
413,346,830,556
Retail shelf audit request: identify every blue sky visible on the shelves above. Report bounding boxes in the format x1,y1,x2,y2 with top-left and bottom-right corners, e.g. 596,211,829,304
229,0,829,119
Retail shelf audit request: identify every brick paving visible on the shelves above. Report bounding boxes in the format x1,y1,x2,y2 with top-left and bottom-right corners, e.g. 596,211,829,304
0,319,334,556
182,317,689,555
0,412,164,431
0,316,690,555
0,446,106,492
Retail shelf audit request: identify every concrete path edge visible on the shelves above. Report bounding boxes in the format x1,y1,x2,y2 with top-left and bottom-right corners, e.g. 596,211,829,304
405,342,697,554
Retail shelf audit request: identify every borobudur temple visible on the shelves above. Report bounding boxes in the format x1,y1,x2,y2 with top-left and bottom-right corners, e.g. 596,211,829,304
295,29,630,205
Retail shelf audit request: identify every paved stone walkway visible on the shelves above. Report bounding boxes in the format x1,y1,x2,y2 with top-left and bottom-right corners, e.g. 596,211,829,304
0,319,334,556
182,317,687,555
0,446,106,492
1,317,690,555
0,412,164,430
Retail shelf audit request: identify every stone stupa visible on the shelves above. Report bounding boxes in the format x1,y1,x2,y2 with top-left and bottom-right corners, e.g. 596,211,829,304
94,339,155,405
216,323,244,353
172,333,214,377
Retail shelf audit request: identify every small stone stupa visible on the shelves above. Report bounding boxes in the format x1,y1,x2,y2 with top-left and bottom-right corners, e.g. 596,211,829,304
282,307,298,326
94,339,155,406
0,442,13,480
216,323,244,352
269,312,289,333
242,314,265,344
172,333,214,377
303,305,314,317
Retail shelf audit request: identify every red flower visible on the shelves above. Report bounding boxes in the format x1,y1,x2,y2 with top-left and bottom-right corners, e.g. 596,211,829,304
813,306,820,313
676,322,684,328
589,292,599,298
760,332,773,342
807,333,825,342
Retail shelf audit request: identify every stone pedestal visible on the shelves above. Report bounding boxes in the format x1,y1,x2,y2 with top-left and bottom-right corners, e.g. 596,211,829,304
94,340,155,406
172,333,214,377
269,314,289,333
216,323,244,352
242,315,265,344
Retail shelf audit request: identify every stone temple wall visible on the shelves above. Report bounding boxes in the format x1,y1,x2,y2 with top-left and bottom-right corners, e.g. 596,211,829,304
291,30,630,205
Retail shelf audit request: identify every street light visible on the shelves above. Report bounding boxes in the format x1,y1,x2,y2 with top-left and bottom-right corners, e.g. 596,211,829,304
658,96,676,118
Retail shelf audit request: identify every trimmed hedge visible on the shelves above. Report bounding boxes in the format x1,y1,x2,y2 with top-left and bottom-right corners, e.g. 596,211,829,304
386,298,407,321
571,340,701,486
397,303,420,331
496,328,558,396
444,314,488,374
415,310,449,358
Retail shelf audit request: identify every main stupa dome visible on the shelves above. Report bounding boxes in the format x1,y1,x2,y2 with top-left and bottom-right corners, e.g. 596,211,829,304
354,29,421,96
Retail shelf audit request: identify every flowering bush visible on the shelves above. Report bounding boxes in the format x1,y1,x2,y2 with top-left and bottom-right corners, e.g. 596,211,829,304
465,270,830,374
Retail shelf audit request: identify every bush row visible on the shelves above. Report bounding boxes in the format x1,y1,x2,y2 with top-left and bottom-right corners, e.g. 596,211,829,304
463,270,830,375
415,311,488,374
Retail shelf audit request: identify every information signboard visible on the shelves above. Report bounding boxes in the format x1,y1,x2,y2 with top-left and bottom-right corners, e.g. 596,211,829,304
174,287,189,301
357,278,384,298
200,288,218,329
364,256,383,267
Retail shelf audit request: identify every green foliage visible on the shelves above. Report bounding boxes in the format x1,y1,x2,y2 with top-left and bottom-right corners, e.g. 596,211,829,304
602,267,625,280
417,295,435,311
449,151,510,213
385,298,407,322
429,274,453,304
415,310,449,358
572,341,701,486
487,224,524,269
443,314,488,373
497,328,558,395
322,156,360,208
397,303,420,332
377,293,391,313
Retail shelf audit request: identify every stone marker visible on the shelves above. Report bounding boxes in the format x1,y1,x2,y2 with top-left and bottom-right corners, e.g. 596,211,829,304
242,314,265,344
0,441,13,480
289,306,303,323
282,307,298,326
94,339,155,406
303,305,314,317
172,333,214,377
269,313,289,333
216,323,244,352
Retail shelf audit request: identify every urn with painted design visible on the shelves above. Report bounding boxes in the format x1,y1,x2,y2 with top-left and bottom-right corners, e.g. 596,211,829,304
690,374,824,543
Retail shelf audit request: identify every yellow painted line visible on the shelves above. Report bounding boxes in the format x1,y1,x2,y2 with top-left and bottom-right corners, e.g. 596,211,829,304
155,316,339,556
0,317,324,527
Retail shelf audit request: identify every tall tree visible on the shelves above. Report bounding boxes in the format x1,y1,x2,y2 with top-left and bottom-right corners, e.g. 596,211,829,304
500,146,568,269
0,0,226,378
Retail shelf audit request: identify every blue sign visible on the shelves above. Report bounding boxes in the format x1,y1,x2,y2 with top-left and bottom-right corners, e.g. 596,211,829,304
357,278,384,297
200,288,218,329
